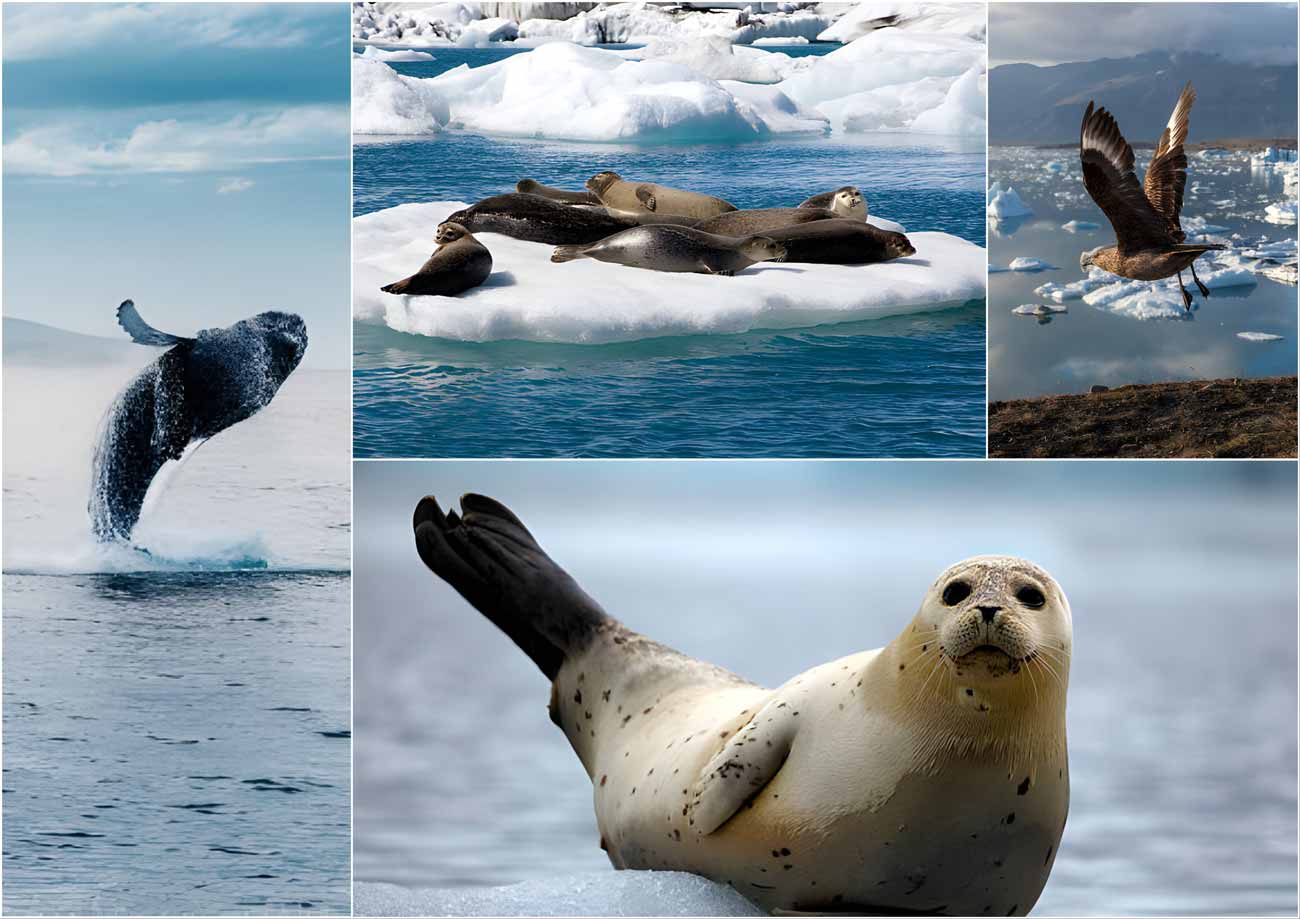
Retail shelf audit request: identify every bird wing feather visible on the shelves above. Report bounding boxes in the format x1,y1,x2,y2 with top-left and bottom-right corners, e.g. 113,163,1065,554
1079,102,1174,253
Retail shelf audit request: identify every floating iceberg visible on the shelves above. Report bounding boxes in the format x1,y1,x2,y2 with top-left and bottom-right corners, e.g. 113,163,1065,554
987,184,1032,219
353,201,986,343
989,256,1056,273
779,26,984,136
354,872,765,918
356,46,436,61
353,58,449,134
352,43,827,141
1061,220,1099,233
1263,201,1297,226
1250,147,1298,166
816,1,986,43
1237,332,1285,342
1012,303,1067,316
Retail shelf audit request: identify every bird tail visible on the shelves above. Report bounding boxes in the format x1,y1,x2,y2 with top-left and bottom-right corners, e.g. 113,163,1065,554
380,278,409,294
1175,243,1227,252
413,494,611,681
550,245,585,263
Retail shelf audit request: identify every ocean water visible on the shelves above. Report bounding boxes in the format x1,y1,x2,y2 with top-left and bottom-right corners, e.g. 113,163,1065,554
3,345,352,915
988,146,1298,401
353,46,986,458
352,461,1298,917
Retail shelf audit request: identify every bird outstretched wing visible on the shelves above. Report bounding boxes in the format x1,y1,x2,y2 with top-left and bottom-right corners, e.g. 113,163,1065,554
1143,82,1196,241
1080,102,1174,253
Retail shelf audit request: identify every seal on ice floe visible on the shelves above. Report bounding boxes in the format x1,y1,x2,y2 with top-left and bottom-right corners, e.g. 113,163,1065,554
516,178,602,206
445,193,646,245
764,219,917,265
693,206,844,237
381,222,492,296
550,225,784,276
89,301,306,541
798,185,867,220
586,171,737,220
413,494,1073,916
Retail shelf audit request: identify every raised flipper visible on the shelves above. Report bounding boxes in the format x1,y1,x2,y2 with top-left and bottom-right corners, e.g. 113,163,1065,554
635,185,658,211
691,697,798,835
116,299,193,347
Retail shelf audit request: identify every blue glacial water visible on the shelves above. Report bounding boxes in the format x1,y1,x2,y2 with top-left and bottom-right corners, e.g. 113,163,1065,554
353,46,986,458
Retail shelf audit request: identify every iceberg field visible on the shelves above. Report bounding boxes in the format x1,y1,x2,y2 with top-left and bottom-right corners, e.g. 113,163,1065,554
353,42,826,141
353,202,986,343
352,2,987,142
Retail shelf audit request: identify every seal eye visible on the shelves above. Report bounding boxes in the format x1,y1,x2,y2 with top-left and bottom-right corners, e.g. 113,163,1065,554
941,581,971,606
1017,586,1046,609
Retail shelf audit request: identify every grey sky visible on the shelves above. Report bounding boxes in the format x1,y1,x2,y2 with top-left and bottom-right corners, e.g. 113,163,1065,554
991,2,1298,67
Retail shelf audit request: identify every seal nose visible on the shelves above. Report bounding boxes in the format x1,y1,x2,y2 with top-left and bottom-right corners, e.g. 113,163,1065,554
977,605,1001,623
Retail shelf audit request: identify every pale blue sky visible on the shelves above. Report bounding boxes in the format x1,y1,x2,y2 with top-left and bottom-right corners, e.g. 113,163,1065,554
3,3,351,368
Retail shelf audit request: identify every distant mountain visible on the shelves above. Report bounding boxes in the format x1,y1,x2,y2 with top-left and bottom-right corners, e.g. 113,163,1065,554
990,51,1297,145
3,316,137,366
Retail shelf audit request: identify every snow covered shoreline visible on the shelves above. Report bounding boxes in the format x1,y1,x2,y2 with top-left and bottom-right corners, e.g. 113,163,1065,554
353,201,986,343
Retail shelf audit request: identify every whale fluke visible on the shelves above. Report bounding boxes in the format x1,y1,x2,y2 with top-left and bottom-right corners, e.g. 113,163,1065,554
116,299,192,347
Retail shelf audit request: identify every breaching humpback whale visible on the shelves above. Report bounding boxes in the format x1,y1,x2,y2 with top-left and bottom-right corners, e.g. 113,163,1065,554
89,300,307,542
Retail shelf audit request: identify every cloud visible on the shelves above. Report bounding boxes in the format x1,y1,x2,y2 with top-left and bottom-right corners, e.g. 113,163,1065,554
216,176,255,194
3,2,336,61
2,105,348,176
992,2,1297,67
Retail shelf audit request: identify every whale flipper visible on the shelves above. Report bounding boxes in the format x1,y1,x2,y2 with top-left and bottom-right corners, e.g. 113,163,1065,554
116,299,193,347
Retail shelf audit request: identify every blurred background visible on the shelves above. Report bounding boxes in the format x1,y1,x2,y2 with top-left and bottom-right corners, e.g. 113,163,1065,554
355,460,1297,916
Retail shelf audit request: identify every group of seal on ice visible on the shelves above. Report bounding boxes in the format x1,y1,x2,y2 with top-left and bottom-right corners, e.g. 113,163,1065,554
90,300,307,542
413,493,1072,917
379,173,917,295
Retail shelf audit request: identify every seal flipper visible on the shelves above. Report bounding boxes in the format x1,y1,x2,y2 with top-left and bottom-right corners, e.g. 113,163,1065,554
117,300,193,347
414,494,610,681
691,697,798,835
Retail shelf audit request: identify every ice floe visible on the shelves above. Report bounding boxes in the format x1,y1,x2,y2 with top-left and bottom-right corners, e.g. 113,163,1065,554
1237,332,1285,342
1264,201,1297,225
989,256,1056,273
353,201,986,343
356,45,436,61
353,872,765,918
987,183,1033,219
1061,220,1099,233
1012,303,1067,316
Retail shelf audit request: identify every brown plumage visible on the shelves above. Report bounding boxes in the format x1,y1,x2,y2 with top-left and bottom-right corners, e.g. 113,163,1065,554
1078,82,1223,310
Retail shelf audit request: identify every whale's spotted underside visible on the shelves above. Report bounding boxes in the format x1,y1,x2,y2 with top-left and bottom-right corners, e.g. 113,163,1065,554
89,300,308,542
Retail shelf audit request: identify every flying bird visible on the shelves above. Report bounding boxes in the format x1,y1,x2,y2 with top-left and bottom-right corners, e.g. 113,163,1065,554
1078,82,1224,311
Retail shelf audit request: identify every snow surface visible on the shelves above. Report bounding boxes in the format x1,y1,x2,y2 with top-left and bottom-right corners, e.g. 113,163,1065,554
354,873,765,917
352,3,987,141
353,201,986,343
816,1,986,43
1237,332,1285,342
